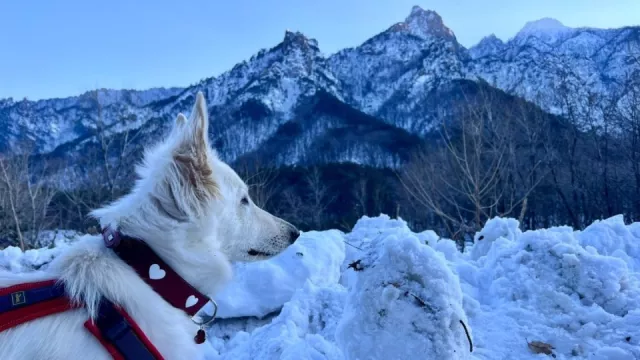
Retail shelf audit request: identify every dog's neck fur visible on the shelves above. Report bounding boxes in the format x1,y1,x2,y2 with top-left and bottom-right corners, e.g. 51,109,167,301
57,192,232,319
42,233,215,359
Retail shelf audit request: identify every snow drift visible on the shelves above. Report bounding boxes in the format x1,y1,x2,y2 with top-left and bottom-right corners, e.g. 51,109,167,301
335,218,470,360
1,215,639,359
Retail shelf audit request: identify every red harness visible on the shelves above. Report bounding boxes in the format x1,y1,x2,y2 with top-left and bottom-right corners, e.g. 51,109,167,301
0,227,211,360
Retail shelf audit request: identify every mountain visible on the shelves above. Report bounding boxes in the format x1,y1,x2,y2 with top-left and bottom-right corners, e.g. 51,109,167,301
193,30,346,162
1,6,638,174
469,18,640,115
327,7,469,134
42,29,424,171
0,87,182,154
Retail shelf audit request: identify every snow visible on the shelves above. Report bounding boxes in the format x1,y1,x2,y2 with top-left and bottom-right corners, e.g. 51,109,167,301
0,230,78,272
2,215,639,359
1,244,67,272
335,219,470,360
459,217,640,359
206,230,346,319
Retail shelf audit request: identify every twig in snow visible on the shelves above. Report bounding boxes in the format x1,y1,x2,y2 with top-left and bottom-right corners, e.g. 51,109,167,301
404,291,435,313
343,240,363,251
459,320,473,352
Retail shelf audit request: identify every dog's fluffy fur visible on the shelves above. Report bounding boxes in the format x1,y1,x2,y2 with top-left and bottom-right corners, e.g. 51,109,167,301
0,92,300,360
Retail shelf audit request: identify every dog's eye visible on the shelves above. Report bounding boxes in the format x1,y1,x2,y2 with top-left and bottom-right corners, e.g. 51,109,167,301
241,196,249,205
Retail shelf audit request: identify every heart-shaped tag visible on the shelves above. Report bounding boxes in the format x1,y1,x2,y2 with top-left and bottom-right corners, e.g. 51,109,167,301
185,295,198,308
149,264,166,280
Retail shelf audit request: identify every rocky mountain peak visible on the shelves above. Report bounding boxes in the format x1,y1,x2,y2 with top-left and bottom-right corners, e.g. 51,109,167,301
469,34,506,58
281,30,319,52
388,6,456,42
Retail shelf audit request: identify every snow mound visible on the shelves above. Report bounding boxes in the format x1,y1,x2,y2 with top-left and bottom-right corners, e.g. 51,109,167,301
576,215,640,272
335,220,471,360
2,215,639,359
459,217,640,359
470,217,522,260
206,230,346,319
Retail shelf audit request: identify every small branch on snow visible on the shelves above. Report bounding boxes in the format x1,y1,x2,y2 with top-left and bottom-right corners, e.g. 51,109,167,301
403,291,435,313
344,240,364,251
460,320,473,353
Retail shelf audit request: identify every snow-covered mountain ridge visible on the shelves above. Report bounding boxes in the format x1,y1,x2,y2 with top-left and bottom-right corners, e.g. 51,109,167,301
1,6,638,168
469,17,640,115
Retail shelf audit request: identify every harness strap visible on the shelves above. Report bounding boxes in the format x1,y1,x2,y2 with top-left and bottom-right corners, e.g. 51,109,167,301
84,298,165,360
0,281,164,360
0,280,79,333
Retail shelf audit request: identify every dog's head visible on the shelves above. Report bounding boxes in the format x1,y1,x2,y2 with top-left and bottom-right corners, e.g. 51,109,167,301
92,92,299,267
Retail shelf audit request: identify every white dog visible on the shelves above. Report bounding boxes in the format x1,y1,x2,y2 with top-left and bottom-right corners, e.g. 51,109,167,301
0,92,300,359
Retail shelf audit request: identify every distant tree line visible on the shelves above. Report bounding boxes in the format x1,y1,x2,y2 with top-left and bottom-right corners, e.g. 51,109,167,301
1,70,639,250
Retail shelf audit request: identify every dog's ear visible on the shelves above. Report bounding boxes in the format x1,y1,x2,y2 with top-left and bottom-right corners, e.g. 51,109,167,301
182,91,210,146
175,112,187,127
90,92,218,225
168,112,187,138
169,92,209,145
168,92,219,212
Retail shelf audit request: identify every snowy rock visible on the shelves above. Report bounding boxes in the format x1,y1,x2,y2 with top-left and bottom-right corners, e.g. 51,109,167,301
468,34,505,59
388,6,457,42
327,8,468,130
469,22,640,118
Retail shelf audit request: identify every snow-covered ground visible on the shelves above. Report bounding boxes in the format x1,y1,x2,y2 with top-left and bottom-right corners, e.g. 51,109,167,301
1,215,639,359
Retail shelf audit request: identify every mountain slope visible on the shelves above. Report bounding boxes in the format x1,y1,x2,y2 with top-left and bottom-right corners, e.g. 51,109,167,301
0,87,182,153
2,6,639,174
469,18,640,115
234,90,424,167
328,6,469,132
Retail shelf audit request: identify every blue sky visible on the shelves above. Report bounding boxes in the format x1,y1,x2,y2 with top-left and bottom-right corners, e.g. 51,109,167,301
1,0,638,100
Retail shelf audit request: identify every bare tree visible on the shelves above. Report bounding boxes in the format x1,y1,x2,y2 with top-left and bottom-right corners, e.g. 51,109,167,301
0,154,26,250
278,188,305,227
61,89,140,227
353,177,368,218
236,160,281,210
399,86,544,241
615,69,640,220
88,89,140,199
0,144,58,250
304,166,334,229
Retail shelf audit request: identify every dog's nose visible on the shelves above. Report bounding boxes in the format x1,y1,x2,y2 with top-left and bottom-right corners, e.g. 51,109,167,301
289,228,301,244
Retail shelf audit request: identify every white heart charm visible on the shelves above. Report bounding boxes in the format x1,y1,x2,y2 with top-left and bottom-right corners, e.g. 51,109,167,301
185,295,198,308
149,264,166,280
